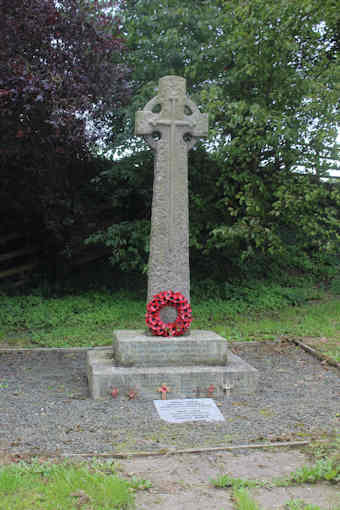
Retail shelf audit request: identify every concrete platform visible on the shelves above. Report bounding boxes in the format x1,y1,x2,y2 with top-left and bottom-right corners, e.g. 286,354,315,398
87,330,259,399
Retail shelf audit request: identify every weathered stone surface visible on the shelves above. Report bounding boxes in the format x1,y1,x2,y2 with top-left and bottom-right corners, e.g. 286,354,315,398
87,341,259,400
86,77,260,402
113,329,228,367
135,76,208,303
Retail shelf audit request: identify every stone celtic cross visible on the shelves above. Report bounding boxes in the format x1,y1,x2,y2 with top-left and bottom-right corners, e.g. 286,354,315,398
135,75,208,303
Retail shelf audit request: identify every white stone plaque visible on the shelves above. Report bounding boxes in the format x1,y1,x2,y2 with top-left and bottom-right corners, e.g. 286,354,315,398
154,398,225,423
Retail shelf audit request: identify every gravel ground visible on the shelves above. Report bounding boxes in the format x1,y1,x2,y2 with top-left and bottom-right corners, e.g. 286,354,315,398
0,341,339,455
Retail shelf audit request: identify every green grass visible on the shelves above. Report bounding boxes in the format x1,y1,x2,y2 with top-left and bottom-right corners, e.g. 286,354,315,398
0,281,339,353
233,487,261,510
284,458,340,485
213,299,340,342
211,474,266,490
286,500,340,510
0,459,140,510
0,291,145,347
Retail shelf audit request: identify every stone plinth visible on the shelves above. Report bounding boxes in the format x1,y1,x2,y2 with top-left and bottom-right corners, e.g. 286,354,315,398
87,330,259,400
113,330,228,367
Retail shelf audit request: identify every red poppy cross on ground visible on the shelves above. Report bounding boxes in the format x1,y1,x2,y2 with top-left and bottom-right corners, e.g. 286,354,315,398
158,383,170,400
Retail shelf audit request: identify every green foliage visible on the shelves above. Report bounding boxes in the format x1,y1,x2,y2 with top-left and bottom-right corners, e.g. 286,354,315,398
97,148,340,280
85,150,154,273
2,0,339,281
286,500,328,510
285,458,340,485
87,220,150,273
211,474,262,490
191,278,319,306
99,0,340,279
325,349,340,362
127,476,152,491
0,459,135,510
330,272,340,295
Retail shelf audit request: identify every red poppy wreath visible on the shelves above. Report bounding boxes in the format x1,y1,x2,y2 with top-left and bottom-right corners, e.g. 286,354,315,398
146,290,192,337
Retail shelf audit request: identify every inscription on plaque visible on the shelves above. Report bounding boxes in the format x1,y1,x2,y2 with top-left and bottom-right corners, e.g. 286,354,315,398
154,398,225,423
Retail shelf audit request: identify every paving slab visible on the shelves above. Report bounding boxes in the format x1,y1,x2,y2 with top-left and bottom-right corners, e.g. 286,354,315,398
134,487,234,510
250,485,340,509
119,451,308,487
118,450,338,510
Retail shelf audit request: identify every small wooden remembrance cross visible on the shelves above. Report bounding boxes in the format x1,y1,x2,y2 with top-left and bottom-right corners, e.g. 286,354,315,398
158,383,170,400
135,76,208,303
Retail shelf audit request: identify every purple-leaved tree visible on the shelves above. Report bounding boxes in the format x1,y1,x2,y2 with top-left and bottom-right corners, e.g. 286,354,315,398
0,0,130,246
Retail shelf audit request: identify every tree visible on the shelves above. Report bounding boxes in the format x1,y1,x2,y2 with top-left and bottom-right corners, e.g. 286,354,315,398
101,0,340,279
0,0,130,246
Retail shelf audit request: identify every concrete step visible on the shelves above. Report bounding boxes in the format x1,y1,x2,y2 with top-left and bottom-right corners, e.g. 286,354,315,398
87,335,258,400
113,329,229,367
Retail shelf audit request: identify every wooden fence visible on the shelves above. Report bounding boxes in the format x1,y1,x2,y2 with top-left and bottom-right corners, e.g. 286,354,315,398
0,220,114,288
0,233,40,287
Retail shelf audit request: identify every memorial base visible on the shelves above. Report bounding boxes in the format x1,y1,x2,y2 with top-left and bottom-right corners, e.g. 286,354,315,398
87,330,258,400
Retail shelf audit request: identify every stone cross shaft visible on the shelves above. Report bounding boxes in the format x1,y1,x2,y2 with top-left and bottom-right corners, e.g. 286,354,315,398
135,76,208,303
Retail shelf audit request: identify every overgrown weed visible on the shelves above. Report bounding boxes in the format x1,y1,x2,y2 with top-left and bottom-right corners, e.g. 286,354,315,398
232,487,261,510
